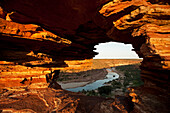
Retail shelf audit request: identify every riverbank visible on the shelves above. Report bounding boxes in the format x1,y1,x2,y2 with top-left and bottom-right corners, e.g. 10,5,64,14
58,82,90,89
59,64,143,92
58,68,108,89
66,68,119,92
58,67,123,90
78,64,143,98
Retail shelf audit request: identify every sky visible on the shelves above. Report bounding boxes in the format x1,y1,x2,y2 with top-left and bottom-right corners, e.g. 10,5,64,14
93,42,140,59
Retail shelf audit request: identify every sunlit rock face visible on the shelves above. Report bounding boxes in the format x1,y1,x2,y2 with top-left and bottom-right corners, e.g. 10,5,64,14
99,0,170,112
0,0,170,112
99,0,170,88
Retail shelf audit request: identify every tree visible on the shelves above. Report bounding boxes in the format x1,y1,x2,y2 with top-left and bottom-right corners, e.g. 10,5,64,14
98,86,112,95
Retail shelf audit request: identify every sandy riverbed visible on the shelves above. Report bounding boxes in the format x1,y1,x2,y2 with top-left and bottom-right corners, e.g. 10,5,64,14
58,68,124,89
58,82,90,89
57,69,107,89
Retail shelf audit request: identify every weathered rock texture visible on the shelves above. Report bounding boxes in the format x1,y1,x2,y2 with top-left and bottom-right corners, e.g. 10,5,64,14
0,0,169,112
100,0,170,88
0,88,124,113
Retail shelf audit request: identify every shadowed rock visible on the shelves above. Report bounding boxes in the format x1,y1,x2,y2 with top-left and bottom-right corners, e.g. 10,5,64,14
0,0,169,112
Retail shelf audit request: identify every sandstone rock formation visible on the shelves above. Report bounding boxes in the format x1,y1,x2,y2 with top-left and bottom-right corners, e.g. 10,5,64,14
0,88,125,113
0,0,169,112
99,0,170,88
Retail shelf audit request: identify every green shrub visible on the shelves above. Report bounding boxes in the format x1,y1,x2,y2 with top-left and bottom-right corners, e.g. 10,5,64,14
98,86,112,95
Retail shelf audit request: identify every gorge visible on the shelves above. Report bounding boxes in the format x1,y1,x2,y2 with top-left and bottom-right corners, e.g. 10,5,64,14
66,68,120,92
0,0,169,113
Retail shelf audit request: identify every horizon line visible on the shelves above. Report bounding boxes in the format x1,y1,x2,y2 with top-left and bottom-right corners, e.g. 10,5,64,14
93,58,143,59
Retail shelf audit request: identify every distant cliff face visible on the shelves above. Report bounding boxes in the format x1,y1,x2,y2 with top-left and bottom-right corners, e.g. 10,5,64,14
0,0,169,113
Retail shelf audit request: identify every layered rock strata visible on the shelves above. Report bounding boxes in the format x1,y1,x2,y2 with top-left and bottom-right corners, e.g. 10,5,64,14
0,0,169,113
99,0,170,112
99,0,170,88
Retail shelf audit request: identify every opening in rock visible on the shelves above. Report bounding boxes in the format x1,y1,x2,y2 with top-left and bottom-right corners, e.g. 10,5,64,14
60,42,143,97
93,42,140,59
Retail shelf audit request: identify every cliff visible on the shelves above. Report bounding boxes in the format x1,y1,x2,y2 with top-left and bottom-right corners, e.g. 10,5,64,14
0,0,169,112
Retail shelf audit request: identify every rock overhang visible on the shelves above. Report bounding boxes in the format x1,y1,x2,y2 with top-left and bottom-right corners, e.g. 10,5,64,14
0,0,169,86
0,0,170,113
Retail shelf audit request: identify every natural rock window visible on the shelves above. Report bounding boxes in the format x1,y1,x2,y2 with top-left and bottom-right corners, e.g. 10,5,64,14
93,42,140,59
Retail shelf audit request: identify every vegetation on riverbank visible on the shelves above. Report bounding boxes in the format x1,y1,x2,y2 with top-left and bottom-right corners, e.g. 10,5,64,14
57,59,142,83
115,63,143,87
80,64,144,98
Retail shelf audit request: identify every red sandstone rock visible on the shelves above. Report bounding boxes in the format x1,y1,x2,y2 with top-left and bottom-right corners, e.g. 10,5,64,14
0,88,129,113
0,0,169,112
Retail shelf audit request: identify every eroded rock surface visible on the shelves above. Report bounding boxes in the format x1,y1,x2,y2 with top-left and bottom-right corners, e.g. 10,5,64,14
100,0,170,88
0,88,132,113
0,0,169,112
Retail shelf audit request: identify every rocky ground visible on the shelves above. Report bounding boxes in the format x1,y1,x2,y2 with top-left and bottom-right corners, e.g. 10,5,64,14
0,87,133,113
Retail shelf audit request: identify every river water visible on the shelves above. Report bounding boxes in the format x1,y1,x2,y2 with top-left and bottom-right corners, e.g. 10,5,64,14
66,68,119,92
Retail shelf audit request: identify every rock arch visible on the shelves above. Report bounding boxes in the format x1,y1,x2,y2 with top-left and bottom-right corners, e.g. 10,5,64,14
0,0,169,112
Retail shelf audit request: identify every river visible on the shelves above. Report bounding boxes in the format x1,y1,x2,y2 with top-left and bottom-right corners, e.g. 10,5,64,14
66,68,119,92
